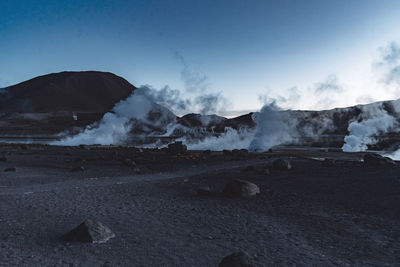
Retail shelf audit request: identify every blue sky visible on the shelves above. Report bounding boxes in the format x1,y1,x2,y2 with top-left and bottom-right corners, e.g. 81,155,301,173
1,0,400,114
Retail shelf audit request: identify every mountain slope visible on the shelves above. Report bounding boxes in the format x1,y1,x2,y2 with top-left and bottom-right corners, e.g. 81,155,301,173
0,71,135,113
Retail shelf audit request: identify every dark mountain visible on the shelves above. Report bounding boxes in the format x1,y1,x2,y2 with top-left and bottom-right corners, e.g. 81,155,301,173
0,71,135,113
0,71,136,135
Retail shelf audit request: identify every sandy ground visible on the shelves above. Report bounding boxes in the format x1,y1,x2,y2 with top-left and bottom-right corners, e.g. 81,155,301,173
0,144,399,266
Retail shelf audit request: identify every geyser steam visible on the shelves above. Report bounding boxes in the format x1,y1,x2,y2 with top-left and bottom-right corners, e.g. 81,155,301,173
342,103,398,152
248,102,290,152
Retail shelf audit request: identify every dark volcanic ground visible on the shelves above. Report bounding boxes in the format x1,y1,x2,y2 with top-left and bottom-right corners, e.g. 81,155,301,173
0,144,399,266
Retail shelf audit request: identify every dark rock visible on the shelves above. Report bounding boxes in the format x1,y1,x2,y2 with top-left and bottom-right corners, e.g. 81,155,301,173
168,141,187,155
259,167,270,175
0,156,7,162
19,144,28,150
243,165,255,172
232,149,248,159
75,157,85,162
219,251,254,267
363,153,397,166
222,150,232,156
321,158,336,167
202,150,212,156
4,167,16,172
133,167,141,174
328,148,343,152
71,166,85,172
272,159,292,170
223,179,260,198
197,186,212,196
123,158,136,167
61,219,115,243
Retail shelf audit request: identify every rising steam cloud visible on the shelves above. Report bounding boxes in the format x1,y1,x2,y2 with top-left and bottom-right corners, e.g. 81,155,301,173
342,108,397,152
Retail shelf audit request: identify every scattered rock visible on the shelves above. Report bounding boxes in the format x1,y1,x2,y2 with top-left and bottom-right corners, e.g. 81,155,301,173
321,158,336,167
197,186,212,196
123,158,136,167
61,219,115,243
4,167,16,172
202,150,212,156
272,159,292,170
363,153,397,166
243,166,255,172
328,148,342,152
19,144,28,150
219,251,254,267
168,141,187,155
75,157,85,162
232,149,248,158
71,166,85,172
223,179,260,198
260,167,270,175
222,150,232,156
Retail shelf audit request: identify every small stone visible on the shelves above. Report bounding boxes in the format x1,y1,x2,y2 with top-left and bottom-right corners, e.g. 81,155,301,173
133,167,141,174
272,159,292,170
222,150,232,156
123,158,136,167
321,158,336,167
197,186,212,196
71,166,85,172
61,219,115,243
243,166,255,172
168,141,187,155
363,153,397,166
219,251,254,267
202,150,212,156
4,167,16,172
223,179,260,198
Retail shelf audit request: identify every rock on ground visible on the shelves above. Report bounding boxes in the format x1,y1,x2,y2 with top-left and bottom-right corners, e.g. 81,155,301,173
223,179,260,198
272,159,292,170
219,251,254,267
363,153,397,166
61,219,115,243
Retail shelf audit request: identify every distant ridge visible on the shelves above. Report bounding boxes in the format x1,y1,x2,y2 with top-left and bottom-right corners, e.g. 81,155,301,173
0,71,135,113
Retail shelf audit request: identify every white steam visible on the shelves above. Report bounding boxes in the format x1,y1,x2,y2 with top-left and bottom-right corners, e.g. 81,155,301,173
248,103,291,152
52,93,154,146
184,127,254,151
342,104,398,152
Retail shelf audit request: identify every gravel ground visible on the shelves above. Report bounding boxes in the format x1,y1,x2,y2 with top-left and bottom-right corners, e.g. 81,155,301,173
0,144,399,266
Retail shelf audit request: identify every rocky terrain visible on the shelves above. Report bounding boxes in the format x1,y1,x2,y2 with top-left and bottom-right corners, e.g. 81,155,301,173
0,143,399,266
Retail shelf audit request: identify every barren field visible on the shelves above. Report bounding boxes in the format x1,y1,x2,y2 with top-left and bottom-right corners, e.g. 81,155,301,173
0,144,399,266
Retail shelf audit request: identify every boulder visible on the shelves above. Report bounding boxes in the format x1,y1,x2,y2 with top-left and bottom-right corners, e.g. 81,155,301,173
272,159,292,170
363,153,397,166
168,141,187,155
223,179,260,198
219,251,254,267
61,219,115,243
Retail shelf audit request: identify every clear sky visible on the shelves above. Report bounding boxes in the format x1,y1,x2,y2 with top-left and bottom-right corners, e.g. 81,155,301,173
1,0,400,114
